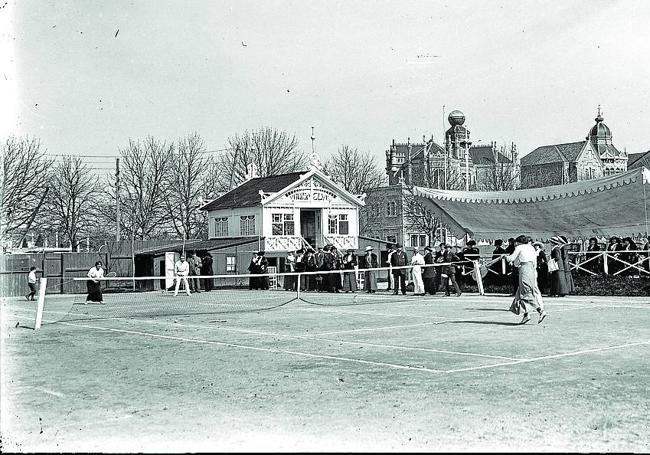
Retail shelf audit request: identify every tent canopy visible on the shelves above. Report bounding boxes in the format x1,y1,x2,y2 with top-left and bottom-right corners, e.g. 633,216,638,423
412,167,650,240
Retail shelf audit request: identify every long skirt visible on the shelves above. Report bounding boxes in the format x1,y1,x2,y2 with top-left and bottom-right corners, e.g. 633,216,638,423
563,257,575,294
549,270,568,296
411,265,425,294
86,280,103,302
342,270,357,291
364,270,377,291
516,262,542,311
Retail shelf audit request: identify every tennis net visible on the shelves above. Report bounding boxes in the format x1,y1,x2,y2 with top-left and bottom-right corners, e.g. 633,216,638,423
33,261,484,328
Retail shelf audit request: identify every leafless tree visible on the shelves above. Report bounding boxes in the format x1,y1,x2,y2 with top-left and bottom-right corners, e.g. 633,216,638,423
224,126,307,189
403,187,443,245
322,145,387,194
476,144,520,191
46,155,99,251
0,136,53,246
110,136,175,240
164,132,211,239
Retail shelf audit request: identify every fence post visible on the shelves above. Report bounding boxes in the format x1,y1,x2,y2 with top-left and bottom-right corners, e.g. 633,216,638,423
603,251,608,275
34,277,47,330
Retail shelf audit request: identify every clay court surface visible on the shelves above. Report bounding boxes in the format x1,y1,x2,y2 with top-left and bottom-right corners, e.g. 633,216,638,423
1,290,649,452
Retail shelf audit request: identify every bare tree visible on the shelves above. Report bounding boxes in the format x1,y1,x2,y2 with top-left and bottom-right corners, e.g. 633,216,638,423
111,136,175,240
201,154,231,199
164,132,210,239
322,145,386,194
476,144,519,191
224,126,307,189
403,187,443,245
46,156,99,251
0,136,53,246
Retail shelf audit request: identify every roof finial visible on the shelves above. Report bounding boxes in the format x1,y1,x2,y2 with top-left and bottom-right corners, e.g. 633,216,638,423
308,126,322,170
595,104,603,122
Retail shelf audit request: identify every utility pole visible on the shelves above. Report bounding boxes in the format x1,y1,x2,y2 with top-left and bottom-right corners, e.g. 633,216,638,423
115,158,121,241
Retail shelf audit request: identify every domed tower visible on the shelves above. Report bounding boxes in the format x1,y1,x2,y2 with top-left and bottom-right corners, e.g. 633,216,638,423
587,106,627,175
445,110,470,159
588,106,613,148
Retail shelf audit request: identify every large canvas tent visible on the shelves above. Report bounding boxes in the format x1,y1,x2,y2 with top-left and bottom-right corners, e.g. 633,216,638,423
412,167,650,240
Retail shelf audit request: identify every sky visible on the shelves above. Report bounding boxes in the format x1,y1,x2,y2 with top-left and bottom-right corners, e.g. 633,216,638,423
2,0,650,175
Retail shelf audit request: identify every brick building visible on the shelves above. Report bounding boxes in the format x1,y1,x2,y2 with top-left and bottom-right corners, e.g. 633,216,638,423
362,110,519,248
521,108,628,188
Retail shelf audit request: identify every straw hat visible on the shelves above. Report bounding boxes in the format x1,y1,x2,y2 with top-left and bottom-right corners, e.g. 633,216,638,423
365,246,374,251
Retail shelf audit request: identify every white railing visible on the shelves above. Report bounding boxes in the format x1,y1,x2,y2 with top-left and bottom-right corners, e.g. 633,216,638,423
477,251,650,277
568,250,650,277
322,235,357,250
263,236,304,252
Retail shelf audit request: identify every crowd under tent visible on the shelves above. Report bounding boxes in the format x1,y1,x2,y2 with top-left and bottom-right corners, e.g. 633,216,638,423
412,167,650,241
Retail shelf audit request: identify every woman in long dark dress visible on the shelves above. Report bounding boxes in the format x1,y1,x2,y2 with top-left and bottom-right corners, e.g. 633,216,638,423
548,237,568,297
86,261,105,304
341,249,358,292
559,236,575,294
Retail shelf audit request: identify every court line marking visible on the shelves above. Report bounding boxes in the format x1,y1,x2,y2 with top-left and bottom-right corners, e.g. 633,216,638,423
6,313,648,377
283,306,450,319
102,317,523,361
444,340,650,374
34,387,65,398
309,305,598,336
54,320,445,374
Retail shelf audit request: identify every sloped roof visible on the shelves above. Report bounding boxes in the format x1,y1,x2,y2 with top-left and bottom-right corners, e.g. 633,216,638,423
200,172,306,211
136,237,259,256
412,167,650,239
595,143,626,158
628,151,650,169
521,141,586,166
470,145,513,165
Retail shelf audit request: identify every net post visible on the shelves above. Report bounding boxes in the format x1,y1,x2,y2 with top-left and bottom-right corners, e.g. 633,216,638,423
34,277,47,330
473,260,484,296
296,273,301,300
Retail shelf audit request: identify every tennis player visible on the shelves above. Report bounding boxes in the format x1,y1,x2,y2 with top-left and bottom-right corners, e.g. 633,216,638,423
86,261,105,304
174,255,191,296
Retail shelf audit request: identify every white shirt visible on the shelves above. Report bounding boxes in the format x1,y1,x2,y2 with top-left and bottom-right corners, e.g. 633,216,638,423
28,270,37,284
506,243,537,266
411,252,425,266
87,266,105,281
175,260,189,276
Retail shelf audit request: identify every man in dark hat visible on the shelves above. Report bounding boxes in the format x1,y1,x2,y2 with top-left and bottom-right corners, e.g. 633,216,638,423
423,246,437,295
440,244,462,297
201,251,214,292
389,243,408,295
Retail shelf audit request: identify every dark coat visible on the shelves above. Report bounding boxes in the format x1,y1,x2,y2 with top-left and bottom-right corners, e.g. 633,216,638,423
390,250,408,275
201,255,214,275
423,252,436,278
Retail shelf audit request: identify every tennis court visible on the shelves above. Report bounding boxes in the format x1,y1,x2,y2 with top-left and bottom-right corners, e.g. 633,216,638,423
2,289,649,452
